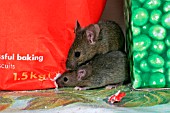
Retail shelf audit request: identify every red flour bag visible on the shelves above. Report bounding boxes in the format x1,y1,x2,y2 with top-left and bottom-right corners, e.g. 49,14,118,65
0,0,106,90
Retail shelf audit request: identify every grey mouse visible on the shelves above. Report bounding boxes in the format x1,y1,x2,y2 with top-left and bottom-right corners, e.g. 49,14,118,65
66,20,125,70
56,51,129,90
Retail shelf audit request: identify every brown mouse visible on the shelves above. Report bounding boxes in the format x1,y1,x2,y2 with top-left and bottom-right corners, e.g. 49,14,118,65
66,20,125,70
56,51,129,90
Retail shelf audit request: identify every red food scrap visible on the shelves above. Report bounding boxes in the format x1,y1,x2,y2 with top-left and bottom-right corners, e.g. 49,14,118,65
108,90,126,104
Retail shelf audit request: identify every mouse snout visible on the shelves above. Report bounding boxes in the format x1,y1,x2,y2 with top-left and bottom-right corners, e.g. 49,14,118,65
66,61,78,70
56,78,64,88
56,82,62,88
56,75,70,87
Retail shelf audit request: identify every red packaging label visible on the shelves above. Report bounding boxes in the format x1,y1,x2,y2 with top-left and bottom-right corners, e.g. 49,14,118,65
0,0,106,90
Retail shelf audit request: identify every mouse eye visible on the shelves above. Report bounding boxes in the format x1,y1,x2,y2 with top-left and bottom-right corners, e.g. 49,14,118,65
74,51,81,58
63,77,68,83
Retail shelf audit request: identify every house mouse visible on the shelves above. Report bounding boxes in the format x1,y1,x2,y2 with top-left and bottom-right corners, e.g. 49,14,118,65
66,20,125,70
56,51,129,90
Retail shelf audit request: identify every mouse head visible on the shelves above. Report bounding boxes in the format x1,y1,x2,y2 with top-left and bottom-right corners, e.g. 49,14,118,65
66,21,101,70
56,65,92,87
56,70,77,87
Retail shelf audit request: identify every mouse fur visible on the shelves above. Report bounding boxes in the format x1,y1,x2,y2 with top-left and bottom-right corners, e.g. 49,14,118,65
66,20,125,70
57,51,129,90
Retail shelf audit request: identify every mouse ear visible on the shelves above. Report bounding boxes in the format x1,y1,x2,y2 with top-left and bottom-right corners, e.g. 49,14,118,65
74,20,81,33
77,69,86,81
86,24,100,45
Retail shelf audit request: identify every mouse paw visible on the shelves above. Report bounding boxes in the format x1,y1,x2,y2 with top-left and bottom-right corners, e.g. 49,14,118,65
105,85,117,90
106,82,123,90
74,86,88,90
